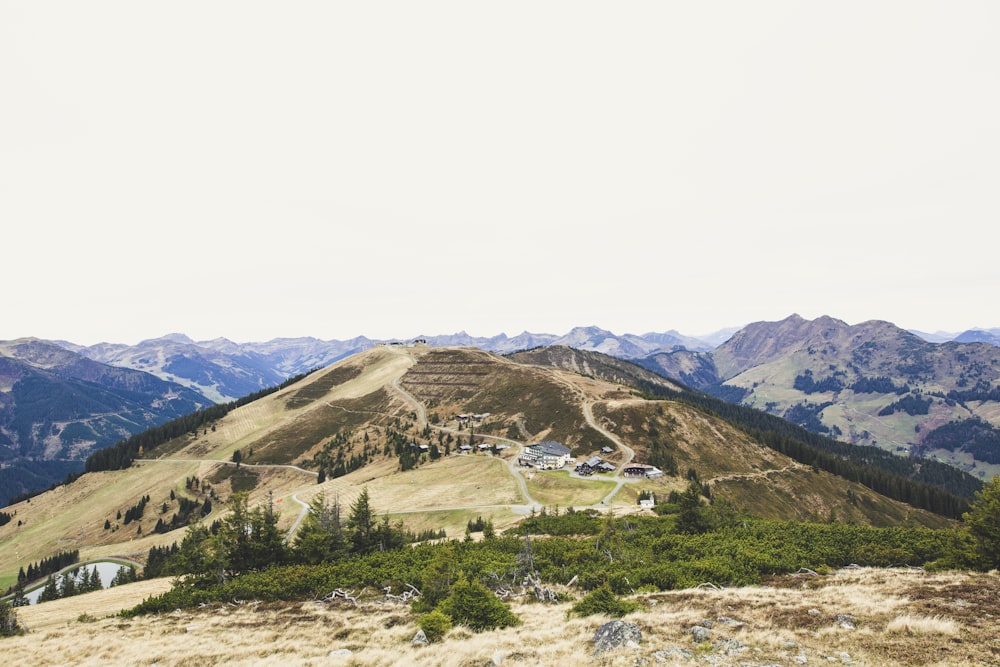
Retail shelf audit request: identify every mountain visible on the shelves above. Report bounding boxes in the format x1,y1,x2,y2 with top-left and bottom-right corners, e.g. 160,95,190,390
910,327,1000,345
1,343,969,594
62,334,377,403
56,329,716,403
0,338,213,503
953,328,1000,346
637,315,1000,480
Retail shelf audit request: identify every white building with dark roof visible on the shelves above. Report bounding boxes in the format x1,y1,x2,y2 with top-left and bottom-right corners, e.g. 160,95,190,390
519,440,571,470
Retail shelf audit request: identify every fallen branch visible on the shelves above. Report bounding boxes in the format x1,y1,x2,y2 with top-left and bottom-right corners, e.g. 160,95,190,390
791,568,819,577
322,588,358,606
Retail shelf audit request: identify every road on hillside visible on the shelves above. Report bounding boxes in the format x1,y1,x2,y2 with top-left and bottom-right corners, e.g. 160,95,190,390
549,371,640,505
135,458,317,541
134,458,318,477
390,374,541,510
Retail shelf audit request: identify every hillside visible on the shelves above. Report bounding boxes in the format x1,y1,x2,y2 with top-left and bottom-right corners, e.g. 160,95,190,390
639,315,1000,480
0,344,960,594
0,338,212,503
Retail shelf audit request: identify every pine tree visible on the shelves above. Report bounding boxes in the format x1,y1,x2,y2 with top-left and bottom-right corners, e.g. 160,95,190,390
59,571,76,598
962,475,1000,569
347,487,377,554
292,492,349,565
38,576,59,603
437,574,520,631
0,599,24,636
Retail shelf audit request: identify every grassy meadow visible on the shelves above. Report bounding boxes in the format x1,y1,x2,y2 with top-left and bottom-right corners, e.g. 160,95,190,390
5,567,998,666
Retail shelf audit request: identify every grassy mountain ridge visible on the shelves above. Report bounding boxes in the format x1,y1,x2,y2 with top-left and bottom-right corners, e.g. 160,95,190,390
510,346,978,512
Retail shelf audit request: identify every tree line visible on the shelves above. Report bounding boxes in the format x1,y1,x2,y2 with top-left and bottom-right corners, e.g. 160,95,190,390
84,370,319,473
626,374,981,515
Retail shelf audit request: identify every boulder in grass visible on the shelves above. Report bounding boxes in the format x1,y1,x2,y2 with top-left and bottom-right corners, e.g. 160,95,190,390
592,620,642,655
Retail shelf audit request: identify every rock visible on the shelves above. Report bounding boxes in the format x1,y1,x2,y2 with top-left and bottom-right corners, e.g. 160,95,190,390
699,618,715,628
592,620,642,655
834,614,857,630
713,638,748,656
653,647,695,662
411,629,429,646
328,649,352,659
716,615,745,628
808,608,821,616
689,625,712,643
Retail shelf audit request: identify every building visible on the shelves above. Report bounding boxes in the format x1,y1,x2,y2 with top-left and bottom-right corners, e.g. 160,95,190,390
575,456,602,476
623,464,664,479
519,441,572,470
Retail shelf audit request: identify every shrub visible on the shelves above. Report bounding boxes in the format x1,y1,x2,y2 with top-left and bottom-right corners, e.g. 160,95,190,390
0,600,24,637
436,575,520,631
569,583,640,618
417,610,453,643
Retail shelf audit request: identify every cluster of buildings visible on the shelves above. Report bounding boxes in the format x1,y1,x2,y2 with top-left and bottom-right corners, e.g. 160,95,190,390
515,440,664,479
575,455,616,476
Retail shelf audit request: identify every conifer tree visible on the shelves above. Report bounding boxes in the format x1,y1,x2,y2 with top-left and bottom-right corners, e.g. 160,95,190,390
962,475,1000,569
38,576,59,603
292,492,349,564
347,487,377,554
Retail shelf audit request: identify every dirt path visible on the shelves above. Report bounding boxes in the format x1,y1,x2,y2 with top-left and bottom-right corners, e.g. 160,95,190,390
706,463,806,485
388,374,540,510
548,371,639,505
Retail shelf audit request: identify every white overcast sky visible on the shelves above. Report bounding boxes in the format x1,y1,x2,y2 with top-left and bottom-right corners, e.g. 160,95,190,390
3,2,998,345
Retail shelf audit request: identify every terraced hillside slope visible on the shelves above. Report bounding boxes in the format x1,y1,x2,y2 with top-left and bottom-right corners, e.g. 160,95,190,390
0,344,954,593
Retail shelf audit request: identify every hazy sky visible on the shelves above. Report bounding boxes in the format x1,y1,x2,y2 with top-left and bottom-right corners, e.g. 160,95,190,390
3,2,998,345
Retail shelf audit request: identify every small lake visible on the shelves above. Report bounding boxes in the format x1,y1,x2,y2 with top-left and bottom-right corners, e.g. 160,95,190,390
23,560,136,604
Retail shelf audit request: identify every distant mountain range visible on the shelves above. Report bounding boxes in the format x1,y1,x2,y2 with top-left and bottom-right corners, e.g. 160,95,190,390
639,315,1000,482
56,327,718,403
0,338,211,503
56,324,1000,404
2,316,998,503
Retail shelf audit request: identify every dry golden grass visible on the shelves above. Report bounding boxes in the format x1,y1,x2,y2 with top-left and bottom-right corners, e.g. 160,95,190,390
5,567,998,666
524,470,619,508
885,614,960,636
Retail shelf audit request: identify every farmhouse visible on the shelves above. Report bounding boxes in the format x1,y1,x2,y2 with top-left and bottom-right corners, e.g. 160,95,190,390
575,456,603,476
622,464,664,479
519,441,572,470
